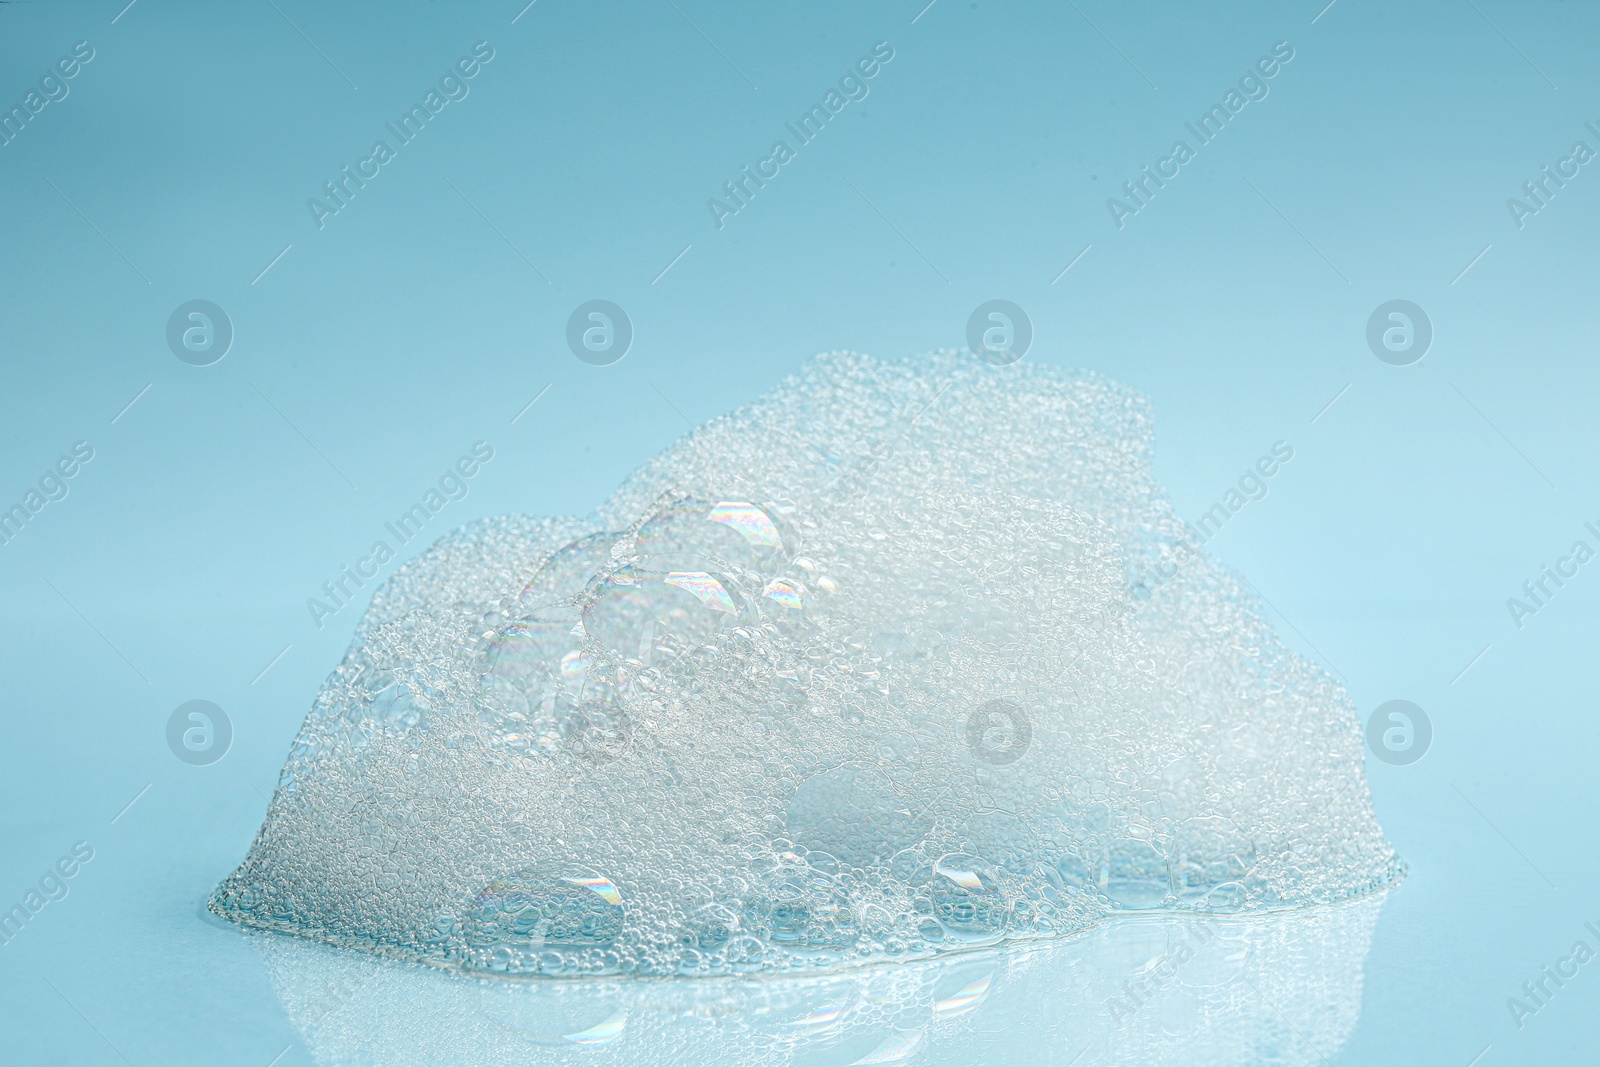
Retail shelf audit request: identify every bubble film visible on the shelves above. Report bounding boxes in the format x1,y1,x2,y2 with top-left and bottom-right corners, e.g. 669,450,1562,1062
212,350,1403,978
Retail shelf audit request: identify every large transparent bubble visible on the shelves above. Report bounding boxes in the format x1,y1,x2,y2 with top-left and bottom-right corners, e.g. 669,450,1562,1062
211,350,1403,978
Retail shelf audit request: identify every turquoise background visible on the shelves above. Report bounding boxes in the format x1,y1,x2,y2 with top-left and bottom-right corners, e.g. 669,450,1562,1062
1,0,1597,1063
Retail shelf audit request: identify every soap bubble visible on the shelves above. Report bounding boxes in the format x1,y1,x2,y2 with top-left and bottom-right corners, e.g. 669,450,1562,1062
1100,839,1170,910
634,498,789,572
582,566,746,664
460,866,625,974
930,854,1007,945
519,531,621,610
759,577,810,629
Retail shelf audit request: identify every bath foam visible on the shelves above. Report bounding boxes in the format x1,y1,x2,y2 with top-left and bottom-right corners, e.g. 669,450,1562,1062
212,350,1403,978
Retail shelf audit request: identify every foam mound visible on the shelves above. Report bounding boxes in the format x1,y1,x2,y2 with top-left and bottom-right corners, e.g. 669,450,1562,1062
212,350,1402,978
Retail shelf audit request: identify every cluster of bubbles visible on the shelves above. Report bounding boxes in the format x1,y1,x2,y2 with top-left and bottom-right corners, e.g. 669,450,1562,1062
212,350,1402,978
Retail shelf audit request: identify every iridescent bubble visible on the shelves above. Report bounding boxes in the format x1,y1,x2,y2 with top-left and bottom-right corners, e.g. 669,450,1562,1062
475,616,586,764
461,866,625,970
663,571,739,613
560,1011,627,1047
789,999,851,1035
635,499,789,571
930,854,1007,945
933,971,994,1017
582,565,746,663
562,873,622,906
520,531,624,611
759,577,811,629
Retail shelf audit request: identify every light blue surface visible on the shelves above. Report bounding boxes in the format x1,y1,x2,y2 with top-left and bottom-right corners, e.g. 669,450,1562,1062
1,1,1597,1063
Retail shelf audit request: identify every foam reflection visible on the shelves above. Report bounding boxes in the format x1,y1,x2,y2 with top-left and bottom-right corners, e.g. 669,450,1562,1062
252,892,1387,1067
